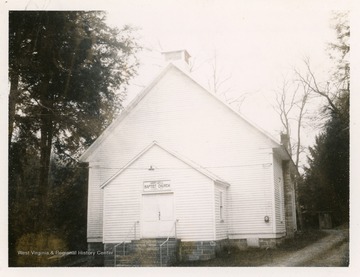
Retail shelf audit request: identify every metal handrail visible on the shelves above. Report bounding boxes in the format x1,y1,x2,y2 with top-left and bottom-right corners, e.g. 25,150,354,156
160,219,178,267
114,221,139,266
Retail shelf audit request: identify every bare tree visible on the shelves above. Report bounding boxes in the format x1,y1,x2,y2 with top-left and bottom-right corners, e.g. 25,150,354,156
205,49,251,112
274,75,311,232
274,76,311,169
280,12,349,162
295,12,349,120
295,58,339,116
207,50,232,95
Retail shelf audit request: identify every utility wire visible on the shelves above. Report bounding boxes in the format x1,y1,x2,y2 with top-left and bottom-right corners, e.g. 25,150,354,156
32,163,272,170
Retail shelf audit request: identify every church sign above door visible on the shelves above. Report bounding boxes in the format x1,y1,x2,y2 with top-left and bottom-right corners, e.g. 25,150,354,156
143,180,171,192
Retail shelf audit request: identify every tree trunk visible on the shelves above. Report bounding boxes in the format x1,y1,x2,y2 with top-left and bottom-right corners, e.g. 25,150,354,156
9,72,20,142
37,80,54,229
39,113,53,207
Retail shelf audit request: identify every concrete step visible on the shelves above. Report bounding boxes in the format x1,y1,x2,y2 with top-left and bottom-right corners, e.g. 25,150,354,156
116,255,159,267
116,256,134,265
114,238,180,267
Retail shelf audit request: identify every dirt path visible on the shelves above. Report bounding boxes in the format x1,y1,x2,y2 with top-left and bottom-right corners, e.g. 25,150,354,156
301,239,349,266
264,228,349,267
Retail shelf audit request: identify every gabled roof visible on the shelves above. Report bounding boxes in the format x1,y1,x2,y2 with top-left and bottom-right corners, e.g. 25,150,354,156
79,62,281,162
100,141,230,189
79,63,173,162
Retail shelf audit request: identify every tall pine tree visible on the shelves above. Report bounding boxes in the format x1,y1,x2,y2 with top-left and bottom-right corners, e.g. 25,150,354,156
9,11,140,265
301,12,349,226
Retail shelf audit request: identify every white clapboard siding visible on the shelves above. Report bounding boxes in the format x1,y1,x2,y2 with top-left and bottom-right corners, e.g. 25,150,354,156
103,144,215,242
86,65,281,240
87,166,103,241
224,163,274,236
273,154,286,233
87,161,118,240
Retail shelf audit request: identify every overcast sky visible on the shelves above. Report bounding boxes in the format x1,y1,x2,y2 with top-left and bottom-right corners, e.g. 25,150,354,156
2,0,354,162
103,0,348,148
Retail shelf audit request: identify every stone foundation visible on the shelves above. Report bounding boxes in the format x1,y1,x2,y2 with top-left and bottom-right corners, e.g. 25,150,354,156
178,237,286,261
225,237,285,250
180,241,215,261
87,242,105,266
259,237,285,248
89,236,287,266
106,238,179,267
226,239,248,250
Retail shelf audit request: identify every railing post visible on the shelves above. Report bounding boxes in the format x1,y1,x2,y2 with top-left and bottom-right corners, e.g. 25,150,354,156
159,219,178,267
114,245,117,267
160,246,162,267
114,243,121,266
175,219,178,239
114,221,138,266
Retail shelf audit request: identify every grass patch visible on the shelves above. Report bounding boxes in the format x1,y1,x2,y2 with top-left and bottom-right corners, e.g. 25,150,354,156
175,230,327,267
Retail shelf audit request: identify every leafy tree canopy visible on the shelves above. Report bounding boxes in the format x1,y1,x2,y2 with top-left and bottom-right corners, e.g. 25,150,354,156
8,11,140,265
9,11,140,161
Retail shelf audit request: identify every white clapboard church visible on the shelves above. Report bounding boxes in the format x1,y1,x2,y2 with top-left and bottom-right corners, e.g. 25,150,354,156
79,50,298,266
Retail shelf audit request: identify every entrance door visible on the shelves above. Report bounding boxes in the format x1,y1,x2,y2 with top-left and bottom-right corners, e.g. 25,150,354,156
141,193,174,238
